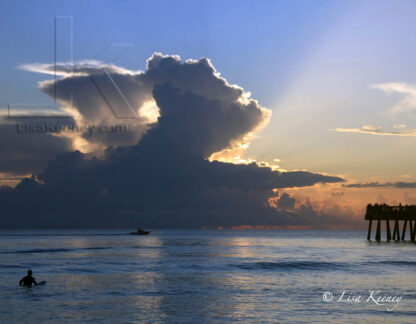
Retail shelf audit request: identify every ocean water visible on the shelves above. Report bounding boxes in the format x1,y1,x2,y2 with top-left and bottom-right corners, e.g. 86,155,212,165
1,229,415,323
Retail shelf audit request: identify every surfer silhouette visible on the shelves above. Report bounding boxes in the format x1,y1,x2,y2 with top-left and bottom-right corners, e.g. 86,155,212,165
19,270,37,287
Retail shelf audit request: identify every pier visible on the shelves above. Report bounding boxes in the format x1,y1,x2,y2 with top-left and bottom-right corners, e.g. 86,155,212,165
365,204,416,242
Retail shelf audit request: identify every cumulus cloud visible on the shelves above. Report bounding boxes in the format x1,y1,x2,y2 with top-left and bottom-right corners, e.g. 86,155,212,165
21,53,270,154
0,53,345,228
268,191,360,228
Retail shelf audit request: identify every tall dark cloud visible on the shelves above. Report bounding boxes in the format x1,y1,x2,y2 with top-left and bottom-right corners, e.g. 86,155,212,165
0,54,344,228
140,83,266,158
22,53,270,153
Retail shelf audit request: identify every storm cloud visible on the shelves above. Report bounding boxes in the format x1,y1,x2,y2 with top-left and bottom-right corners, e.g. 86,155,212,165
22,53,270,154
0,54,344,228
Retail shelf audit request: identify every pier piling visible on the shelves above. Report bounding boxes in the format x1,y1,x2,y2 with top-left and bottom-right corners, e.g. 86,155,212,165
401,220,407,241
375,220,381,242
393,220,399,241
367,220,372,241
386,219,391,242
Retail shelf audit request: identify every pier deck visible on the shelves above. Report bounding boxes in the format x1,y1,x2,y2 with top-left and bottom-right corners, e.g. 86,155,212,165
365,204,416,242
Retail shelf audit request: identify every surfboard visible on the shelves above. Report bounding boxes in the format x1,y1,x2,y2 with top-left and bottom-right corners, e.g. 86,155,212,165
37,281,46,286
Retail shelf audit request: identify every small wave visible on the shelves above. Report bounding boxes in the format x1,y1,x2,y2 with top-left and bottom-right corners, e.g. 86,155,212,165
84,247,112,251
367,260,416,266
0,264,24,269
232,261,345,271
0,246,113,254
63,267,100,273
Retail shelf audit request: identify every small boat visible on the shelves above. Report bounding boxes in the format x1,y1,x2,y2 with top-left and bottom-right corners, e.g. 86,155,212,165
130,228,150,235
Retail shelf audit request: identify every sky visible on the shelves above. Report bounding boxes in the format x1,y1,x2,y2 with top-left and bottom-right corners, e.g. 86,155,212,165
1,0,416,228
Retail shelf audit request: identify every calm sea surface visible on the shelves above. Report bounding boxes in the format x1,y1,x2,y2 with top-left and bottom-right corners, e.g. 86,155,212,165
0,229,415,323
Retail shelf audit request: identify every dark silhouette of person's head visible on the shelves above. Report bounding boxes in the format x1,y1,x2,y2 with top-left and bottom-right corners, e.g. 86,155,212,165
28,269,32,276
